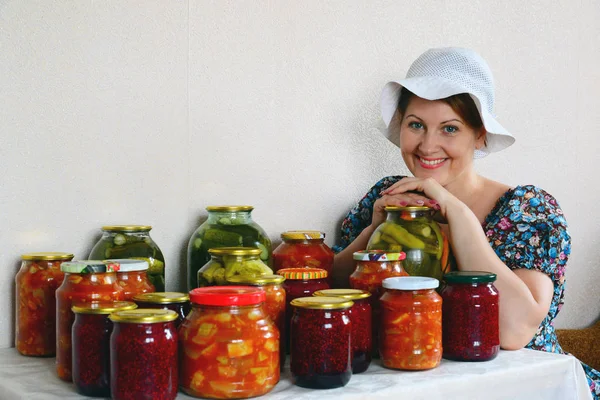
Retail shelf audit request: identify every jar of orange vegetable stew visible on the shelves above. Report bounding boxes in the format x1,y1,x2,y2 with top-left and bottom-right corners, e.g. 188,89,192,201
55,260,124,382
132,291,190,328
107,258,155,300
15,252,73,356
380,276,442,370
273,231,334,285
179,286,280,399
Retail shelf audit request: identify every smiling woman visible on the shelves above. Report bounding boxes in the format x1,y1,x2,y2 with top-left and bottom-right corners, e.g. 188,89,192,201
331,47,600,399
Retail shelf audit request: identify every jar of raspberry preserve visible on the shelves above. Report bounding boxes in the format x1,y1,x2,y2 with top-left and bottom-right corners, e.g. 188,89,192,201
314,289,372,373
132,291,190,329
440,271,499,361
273,231,334,285
109,309,178,400
107,259,155,301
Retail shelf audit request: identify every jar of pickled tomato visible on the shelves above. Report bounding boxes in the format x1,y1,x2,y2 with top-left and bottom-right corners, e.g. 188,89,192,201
441,271,499,361
179,286,279,399
15,252,73,356
380,276,442,371
107,259,155,301
56,260,124,382
273,231,334,285
71,301,137,397
109,309,178,400
314,289,372,373
132,291,190,329
290,297,353,389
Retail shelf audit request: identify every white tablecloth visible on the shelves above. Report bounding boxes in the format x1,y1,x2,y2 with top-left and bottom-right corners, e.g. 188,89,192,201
0,348,591,400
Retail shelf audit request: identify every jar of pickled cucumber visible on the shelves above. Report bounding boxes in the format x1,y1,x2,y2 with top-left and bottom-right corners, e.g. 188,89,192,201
367,206,450,281
89,225,166,291
187,206,272,290
197,247,273,288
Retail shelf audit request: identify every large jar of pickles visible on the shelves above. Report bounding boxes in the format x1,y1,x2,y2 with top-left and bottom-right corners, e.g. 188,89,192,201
367,206,450,280
109,309,178,400
197,247,273,287
89,225,166,291
179,286,280,399
273,231,334,285
56,261,125,382
187,206,272,290
133,292,190,328
15,252,73,356
380,276,442,371
108,259,155,300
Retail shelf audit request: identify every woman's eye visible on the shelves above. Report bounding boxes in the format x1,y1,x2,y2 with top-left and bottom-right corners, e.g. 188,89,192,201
408,122,423,129
443,125,458,134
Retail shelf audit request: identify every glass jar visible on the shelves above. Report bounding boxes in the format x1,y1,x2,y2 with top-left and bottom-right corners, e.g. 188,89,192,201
71,301,137,397
109,309,178,400
56,261,124,382
441,271,500,361
314,289,372,373
197,247,273,287
367,206,451,280
227,274,287,370
107,258,155,301
380,276,442,371
187,205,272,290
179,286,279,399
89,225,166,291
15,252,73,356
132,292,190,329
290,297,353,389
273,231,334,285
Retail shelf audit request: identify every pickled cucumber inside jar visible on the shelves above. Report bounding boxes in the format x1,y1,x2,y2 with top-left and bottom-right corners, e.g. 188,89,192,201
197,247,273,288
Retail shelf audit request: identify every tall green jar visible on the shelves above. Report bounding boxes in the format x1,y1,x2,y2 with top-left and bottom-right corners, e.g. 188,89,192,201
187,206,272,290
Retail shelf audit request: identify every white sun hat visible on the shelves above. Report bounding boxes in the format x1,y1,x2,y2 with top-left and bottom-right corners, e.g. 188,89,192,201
380,47,515,158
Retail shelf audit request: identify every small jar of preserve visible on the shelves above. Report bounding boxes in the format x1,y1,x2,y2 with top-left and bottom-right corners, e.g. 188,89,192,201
380,276,442,371
109,309,178,400
108,259,155,301
197,247,273,287
132,292,190,328
71,301,137,397
441,271,499,361
314,289,372,373
290,297,353,389
273,231,334,285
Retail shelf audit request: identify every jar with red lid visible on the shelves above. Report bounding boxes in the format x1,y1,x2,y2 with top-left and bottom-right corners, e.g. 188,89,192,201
56,261,124,382
107,259,155,301
314,289,372,373
179,286,279,399
109,309,178,400
15,252,73,356
380,276,442,371
273,231,334,285
441,271,499,361
71,301,137,397
132,291,190,328
290,297,352,389
227,274,286,370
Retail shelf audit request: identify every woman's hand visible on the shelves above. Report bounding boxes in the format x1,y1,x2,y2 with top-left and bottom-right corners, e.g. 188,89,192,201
371,189,437,227
381,177,453,218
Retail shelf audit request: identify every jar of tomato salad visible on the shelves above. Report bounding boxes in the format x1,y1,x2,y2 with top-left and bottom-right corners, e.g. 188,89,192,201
56,260,124,382
441,271,500,361
380,276,442,370
71,301,137,397
15,252,73,356
197,247,273,287
273,231,334,285
109,309,178,400
290,297,353,389
314,289,372,373
227,274,286,370
132,291,190,328
107,259,155,300
179,286,279,399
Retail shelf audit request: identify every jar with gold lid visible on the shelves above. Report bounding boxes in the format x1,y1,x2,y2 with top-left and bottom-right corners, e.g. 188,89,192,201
273,231,334,285
197,247,273,287
132,291,190,328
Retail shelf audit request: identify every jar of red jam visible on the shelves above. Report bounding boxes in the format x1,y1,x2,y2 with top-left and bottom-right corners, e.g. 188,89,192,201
227,274,286,370
107,259,155,301
314,289,372,373
56,261,124,382
15,252,73,356
132,291,190,329
290,297,353,389
71,301,137,397
179,286,280,399
380,276,442,370
109,309,178,400
440,271,499,361
273,231,334,285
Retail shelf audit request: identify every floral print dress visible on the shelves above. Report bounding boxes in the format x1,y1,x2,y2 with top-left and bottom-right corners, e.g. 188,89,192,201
333,176,600,398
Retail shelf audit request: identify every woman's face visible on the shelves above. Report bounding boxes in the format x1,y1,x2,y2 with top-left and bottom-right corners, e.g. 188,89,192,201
399,96,485,187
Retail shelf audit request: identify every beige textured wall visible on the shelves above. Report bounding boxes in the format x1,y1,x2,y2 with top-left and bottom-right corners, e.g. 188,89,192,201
1,0,598,348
